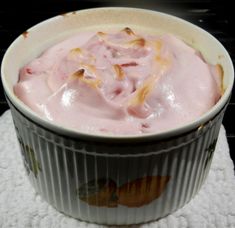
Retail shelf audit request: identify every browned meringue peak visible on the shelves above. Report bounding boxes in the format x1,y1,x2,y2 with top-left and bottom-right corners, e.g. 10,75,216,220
129,75,159,106
215,64,224,93
71,68,102,88
113,64,125,80
122,27,135,35
128,38,146,47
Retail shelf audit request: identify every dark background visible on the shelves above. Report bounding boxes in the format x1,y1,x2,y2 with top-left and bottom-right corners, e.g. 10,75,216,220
0,0,234,166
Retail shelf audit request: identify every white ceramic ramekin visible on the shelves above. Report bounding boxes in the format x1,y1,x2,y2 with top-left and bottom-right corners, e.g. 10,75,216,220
1,7,234,225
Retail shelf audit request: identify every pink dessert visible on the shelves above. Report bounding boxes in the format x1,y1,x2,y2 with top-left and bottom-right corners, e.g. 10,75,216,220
14,28,223,135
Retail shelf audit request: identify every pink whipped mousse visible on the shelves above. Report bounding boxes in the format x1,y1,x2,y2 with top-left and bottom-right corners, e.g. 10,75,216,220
14,28,223,135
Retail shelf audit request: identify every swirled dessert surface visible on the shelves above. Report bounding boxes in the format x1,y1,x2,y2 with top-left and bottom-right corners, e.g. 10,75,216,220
14,28,223,135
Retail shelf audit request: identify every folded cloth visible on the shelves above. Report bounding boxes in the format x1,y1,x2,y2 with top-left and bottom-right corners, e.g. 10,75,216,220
0,110,235,228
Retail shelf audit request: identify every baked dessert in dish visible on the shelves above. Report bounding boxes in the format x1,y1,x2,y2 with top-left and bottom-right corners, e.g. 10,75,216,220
14,27,223,135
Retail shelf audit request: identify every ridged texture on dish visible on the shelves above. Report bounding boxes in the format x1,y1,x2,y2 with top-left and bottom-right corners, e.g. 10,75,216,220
9,100,226,225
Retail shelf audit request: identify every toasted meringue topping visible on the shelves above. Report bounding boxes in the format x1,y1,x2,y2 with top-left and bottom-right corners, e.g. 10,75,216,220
113,64,125,80
71,69,85,79
128,38,146,47
122,27,135,35
14,28,223,135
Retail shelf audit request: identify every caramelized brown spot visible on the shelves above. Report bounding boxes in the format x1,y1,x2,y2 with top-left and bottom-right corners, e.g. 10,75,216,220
216,64,224,78
121,62,138,67
122,27,135,35
72,11,76,15
129,38,145,47
97,31,106,37
72,69,85,79
130,78,156,105
84,79,102,88
135,84,152,104
216,64,224,93
72,69,101,88
113,64,125,80
22,31,29,38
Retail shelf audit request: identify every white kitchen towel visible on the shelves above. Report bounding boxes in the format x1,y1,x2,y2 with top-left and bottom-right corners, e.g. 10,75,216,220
0,110,235,228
